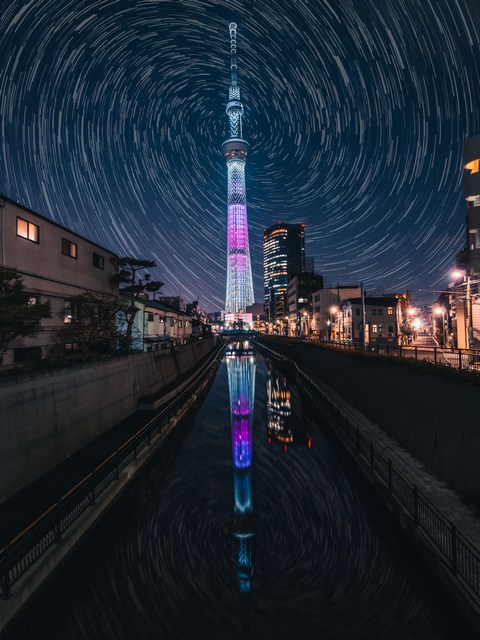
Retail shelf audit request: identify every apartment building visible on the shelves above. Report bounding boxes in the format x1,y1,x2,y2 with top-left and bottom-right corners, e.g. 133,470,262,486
0,195,118,364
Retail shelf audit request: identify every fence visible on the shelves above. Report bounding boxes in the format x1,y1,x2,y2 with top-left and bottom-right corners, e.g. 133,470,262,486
0,341,225,598
257,341,480,606
293,337,480,374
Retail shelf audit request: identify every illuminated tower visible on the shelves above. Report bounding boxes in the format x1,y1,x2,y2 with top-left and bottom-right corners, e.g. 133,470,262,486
223,22,254,313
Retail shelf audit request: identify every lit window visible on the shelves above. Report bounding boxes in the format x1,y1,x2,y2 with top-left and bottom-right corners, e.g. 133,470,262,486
92,252,104,269
465,158,480,174
64,300,79,324
387,307,393,315
62,238,77,259
16,217,39,243
372,324,378,333
28,296,38,307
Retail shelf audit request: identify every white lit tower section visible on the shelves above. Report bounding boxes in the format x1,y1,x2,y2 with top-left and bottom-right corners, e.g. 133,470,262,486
222,22,254,313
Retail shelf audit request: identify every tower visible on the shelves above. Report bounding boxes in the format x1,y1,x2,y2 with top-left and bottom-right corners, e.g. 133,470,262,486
223,22,254,314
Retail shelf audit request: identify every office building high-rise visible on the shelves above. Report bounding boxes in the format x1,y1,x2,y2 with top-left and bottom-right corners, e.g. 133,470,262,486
263,222,305,321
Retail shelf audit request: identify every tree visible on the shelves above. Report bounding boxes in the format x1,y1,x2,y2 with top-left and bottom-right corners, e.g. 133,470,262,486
111,257,164,353
59,291,117,360
0,266,51,364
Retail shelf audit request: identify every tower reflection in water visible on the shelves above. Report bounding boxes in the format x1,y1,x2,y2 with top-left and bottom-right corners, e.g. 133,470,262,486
226,340,256,624
266,361,312,451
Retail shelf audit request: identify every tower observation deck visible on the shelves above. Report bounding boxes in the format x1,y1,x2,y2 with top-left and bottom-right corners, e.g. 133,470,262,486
223,22,254,314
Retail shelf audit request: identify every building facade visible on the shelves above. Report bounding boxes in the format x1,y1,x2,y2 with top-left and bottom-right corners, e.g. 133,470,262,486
123,298,200,351
287,273,324,336
339,296,401,346
450,135,480,348
0,195,118,364
312,285,362,340
263,222,305,323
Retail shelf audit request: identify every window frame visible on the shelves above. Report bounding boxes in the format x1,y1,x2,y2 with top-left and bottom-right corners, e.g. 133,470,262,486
62,238,78,259
16,216,39,243
92,252,104,269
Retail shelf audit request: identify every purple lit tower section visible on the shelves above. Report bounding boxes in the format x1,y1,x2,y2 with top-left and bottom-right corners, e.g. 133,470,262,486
226,349,256,595
222,22,254,313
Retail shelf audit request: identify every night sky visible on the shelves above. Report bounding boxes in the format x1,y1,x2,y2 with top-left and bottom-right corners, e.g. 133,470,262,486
2,0,480,311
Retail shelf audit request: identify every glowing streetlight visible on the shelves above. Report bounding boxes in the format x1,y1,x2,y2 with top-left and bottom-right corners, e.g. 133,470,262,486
433,306,446,346
450,269,473,349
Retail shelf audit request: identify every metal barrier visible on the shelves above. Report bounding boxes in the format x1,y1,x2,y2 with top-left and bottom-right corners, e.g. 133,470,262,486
289,337,480,374
256,340,480,606
0,341,225,598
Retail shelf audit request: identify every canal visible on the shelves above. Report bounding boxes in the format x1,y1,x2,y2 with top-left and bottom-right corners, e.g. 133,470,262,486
9,341,471,639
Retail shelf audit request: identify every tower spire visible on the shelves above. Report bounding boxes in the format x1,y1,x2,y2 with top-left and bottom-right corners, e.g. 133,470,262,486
222,22,254,314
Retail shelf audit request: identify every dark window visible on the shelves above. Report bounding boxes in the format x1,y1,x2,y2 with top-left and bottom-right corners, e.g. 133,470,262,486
372,309,377,316
14,346,42,363
378,308,383,315
355,308,360,316
93,252,104,269
147,313,154,322
388,324,394,334
62,238,77,258
16,217,39,243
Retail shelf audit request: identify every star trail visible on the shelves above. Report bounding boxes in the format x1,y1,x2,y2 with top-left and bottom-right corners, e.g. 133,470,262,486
1,0,480,310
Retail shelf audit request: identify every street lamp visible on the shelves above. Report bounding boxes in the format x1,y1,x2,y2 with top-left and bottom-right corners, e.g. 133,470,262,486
329,305,338,341
433,306,445,346
451,270,474,350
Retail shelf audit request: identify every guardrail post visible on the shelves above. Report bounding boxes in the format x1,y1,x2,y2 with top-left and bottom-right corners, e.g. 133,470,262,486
413,485,418,525
369,441,374,468
386,344,390,356
399,345,402,358
1,554,11,597
388,459,392,492
451,523,457,574
458,350,462,371
90,474,96,506
414,346,418,360
55,503,62,541
434,347,437,365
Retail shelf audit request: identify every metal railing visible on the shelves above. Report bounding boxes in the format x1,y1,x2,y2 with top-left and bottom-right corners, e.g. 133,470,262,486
275,336,480,374
256,340,480,605
0,341,225,598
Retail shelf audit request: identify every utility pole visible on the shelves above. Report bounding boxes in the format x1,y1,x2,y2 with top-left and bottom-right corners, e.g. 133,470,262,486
361,282,366,350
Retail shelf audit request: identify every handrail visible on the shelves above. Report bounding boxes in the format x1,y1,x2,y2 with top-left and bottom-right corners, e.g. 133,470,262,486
0,340,225,596
260,335,480,374
254,339,480,605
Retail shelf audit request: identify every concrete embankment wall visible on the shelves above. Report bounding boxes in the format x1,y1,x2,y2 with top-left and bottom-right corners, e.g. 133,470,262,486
0,338,219,503
259,336,480,501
